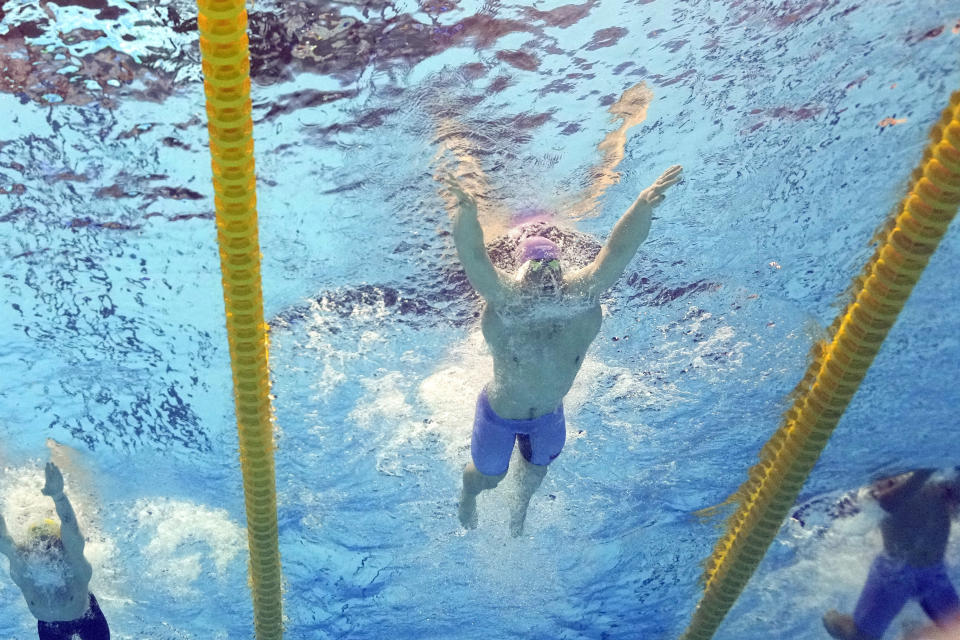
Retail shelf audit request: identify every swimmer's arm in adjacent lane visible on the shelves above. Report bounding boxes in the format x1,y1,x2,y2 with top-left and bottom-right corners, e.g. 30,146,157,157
42,463,90,574
444,177,511,305
567,165,682,297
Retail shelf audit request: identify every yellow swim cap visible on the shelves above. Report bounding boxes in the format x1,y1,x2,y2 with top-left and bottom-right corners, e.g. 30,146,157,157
27,519,61,541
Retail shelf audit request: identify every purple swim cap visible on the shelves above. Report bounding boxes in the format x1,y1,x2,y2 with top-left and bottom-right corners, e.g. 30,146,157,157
517,236,560,262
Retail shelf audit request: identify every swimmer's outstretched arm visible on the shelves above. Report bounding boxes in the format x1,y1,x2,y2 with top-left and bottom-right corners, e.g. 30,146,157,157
443,177,511,304
41,463,87,564
568,165,682,297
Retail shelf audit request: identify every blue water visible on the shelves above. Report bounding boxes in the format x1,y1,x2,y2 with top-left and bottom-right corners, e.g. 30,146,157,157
0,0,958,638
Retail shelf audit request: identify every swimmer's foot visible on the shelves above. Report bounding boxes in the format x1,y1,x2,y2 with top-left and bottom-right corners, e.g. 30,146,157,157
458,492,478,529
822,610,864,640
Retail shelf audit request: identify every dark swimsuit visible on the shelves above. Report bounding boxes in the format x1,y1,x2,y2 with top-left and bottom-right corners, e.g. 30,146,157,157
37,592,109,640
853,554,960,638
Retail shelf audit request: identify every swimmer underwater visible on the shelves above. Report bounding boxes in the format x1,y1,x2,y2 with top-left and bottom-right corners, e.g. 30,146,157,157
0,462,109,639
444,164,683,536
824,469,960,640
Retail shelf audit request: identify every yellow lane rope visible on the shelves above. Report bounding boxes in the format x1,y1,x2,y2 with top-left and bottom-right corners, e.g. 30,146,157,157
195,0,283,637
681,90,960,640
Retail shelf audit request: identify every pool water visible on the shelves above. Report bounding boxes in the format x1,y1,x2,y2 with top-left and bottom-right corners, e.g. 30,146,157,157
0,0,958,638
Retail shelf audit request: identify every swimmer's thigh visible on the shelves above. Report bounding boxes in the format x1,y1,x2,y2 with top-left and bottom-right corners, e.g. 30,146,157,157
517,417,566,467
918,566,960,626
853,555,910,639
471,411,517,476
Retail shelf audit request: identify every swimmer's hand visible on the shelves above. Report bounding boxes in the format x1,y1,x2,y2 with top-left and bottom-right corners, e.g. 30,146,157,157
638,165,683,207
441,175,478,216
41,462,64,499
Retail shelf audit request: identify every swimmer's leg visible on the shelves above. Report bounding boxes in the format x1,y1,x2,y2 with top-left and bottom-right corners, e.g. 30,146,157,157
510,415,564,537
510,457,548,537
459,462,506,529
918,566,960,628
824,554,907,640
849,554,909,640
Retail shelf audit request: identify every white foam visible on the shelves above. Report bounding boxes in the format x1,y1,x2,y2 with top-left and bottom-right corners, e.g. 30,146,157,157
131,498,245,597
340,329,494,475
303,315,390,396
565,354,688,442
348,371,417,432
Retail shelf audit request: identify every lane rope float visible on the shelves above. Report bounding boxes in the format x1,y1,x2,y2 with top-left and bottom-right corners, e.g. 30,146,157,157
196,0,284,637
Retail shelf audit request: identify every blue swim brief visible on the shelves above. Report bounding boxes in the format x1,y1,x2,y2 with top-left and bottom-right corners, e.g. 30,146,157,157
853,553,960,639
470,388,566,476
